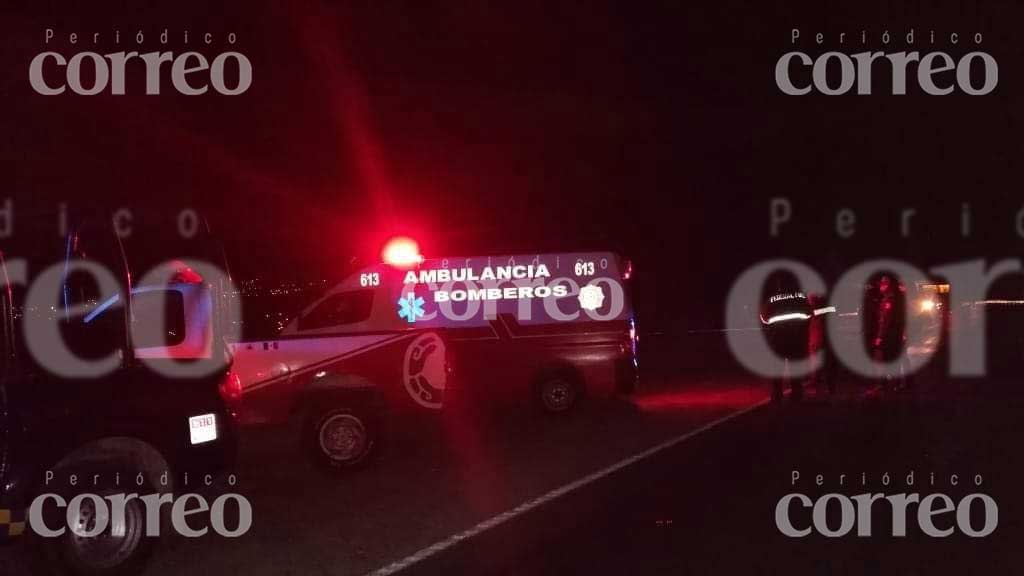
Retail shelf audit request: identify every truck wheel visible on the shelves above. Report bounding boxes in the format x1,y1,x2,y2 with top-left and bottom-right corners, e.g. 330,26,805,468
306,407,377,471
535,371,581,415
29,466,157,576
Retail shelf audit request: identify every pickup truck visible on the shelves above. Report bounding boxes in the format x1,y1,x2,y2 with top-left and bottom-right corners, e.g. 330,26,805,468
0,219,239,576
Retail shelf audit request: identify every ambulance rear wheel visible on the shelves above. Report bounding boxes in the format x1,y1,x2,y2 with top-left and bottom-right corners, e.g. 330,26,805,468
535,372,581,415
306,407,377,471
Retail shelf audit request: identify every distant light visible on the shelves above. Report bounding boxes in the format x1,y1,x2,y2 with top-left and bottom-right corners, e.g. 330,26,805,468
919,298,936,313
382,236,423,268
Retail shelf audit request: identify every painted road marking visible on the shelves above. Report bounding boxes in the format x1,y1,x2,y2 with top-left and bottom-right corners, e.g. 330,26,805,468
365,397,771,576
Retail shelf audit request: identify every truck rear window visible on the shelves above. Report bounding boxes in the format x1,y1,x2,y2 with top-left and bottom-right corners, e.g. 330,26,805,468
131,290,187,348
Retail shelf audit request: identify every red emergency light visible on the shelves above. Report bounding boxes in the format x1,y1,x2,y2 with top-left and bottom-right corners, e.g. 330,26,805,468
382,236,423,268
622,259,634,280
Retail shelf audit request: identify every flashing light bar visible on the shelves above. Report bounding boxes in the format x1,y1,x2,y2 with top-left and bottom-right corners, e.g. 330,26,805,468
382,236,424,268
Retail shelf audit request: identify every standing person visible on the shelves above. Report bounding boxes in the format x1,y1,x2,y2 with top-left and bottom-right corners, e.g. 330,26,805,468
808,293,837,395
866,274,908,392
762,282,813,402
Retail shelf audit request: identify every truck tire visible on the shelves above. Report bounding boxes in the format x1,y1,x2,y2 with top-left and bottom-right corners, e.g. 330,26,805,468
28,464,157,576
305,405,378,472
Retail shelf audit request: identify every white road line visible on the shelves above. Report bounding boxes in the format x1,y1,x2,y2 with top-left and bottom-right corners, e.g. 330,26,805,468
365,397,771,576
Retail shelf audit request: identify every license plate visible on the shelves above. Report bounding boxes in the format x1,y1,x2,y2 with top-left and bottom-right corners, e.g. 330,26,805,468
189,413,218,445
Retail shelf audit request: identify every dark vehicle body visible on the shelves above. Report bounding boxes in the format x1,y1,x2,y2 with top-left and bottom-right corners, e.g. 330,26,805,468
0,217,238,575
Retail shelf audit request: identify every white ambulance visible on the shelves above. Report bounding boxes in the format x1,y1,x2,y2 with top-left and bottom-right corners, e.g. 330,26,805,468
231,250,638,470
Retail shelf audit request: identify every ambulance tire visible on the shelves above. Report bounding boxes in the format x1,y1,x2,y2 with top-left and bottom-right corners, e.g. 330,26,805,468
305,405,378,472
533,368,583,415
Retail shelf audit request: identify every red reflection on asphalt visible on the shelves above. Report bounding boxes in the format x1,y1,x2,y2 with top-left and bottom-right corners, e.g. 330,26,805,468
630,386,764,412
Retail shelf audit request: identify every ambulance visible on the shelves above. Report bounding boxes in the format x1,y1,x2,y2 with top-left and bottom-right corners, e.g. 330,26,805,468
231,247,638,471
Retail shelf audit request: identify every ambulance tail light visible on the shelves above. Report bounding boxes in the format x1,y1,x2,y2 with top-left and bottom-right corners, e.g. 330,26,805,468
617,317,641,393
620,317,639,361
628,317,640,358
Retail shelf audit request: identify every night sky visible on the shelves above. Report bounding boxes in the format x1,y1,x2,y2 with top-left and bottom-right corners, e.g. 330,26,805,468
3,0,1024,330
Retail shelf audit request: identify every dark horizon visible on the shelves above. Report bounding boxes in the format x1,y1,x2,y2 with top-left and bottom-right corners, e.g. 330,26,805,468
4,0,1024,331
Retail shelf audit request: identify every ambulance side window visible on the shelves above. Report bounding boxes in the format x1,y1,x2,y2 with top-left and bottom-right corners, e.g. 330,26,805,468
299,290,374,331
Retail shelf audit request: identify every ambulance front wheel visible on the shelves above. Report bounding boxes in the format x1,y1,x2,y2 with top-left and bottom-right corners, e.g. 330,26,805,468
305,406,377,472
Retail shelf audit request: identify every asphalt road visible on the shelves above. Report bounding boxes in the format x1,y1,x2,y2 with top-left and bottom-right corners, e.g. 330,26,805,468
0,373,765,575
398,378,1024,575
3,373,1022,575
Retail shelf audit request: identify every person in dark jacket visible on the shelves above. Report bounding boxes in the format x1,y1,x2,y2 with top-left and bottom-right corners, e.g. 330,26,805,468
865,274,908,391
808,293,837,395
762,287,812,402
